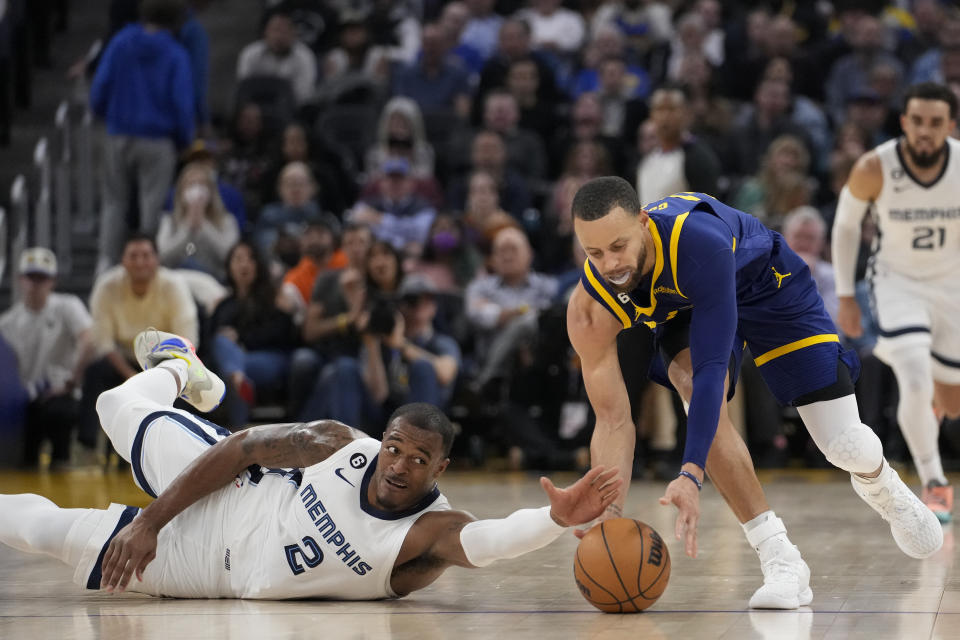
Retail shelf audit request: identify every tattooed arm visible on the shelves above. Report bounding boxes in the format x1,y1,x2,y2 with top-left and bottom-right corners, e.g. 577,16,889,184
99,420,364,593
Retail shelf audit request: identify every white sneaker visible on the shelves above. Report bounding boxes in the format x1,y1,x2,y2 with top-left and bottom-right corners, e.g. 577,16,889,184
851,461,943,559
134,329,225,413
746,516,812,609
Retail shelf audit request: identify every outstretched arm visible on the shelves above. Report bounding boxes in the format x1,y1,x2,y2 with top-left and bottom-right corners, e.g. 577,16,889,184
100,420,363,593
393,466,621,595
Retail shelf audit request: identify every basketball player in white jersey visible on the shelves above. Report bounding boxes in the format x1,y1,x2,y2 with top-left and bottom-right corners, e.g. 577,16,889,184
0,331,621,599
833,82,960,523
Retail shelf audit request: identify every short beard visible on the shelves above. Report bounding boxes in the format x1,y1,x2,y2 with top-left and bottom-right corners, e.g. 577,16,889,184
905,140,947,169
609,243,647,293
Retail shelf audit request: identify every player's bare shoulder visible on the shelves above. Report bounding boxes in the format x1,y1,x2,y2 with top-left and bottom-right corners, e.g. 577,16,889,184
237,419,367,470
848,148,884,201
296,420,367,459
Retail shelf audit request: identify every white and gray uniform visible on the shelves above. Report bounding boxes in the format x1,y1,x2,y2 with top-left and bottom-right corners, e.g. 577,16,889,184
868,137,960,383
71,395,450,599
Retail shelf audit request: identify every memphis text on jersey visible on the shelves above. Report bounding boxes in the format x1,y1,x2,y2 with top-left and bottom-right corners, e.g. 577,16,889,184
294,483,372,576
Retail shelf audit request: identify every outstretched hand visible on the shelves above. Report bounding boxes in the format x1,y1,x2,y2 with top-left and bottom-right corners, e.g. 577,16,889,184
99,517,159,593
540,466,622,528
659,476,700,558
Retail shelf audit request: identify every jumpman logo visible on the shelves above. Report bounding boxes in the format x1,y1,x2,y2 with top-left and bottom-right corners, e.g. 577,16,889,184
770,266,792,289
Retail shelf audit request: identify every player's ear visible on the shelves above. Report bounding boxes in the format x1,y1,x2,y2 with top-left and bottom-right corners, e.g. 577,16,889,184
434,458,450,478
638,208,650,224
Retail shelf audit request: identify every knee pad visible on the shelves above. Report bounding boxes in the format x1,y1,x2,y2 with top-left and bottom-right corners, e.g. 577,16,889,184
824,422,883,474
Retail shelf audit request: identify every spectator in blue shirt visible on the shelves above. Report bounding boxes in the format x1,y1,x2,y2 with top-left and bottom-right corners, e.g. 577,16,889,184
391,22,472,120
90,0,195,272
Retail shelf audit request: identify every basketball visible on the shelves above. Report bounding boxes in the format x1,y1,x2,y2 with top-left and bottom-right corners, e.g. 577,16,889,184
573,518,671,613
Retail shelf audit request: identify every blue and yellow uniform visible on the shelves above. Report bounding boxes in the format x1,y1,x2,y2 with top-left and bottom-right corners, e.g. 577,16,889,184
580,192,859,469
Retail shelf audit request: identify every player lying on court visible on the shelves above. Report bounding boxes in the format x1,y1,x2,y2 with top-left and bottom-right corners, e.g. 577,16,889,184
0,330,621,599
566,177,943,608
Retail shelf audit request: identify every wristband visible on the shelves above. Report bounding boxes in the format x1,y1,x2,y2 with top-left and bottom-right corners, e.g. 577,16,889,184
336,313,349,333
678,470,702,491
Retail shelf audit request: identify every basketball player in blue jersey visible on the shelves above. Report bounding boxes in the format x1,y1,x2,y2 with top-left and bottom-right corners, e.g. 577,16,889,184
566,177,943,608
0,331,621,599
834,83,960,524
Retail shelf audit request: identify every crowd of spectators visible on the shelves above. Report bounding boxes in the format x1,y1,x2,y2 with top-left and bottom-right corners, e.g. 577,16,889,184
5,0,960,475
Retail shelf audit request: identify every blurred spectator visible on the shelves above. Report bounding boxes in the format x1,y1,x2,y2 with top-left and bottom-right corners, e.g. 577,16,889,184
319,14,391,103
461,169,522,252
844,88,895,147
665,11,721,81
635,84,720,204
760,57,831,171
593,56,647,141
91,0,195,270
279,217,348,320
440,1,484,74
157,162,240,280
733,134,813,230
164,141,248,231
0,249,94,469
391,21,472,119
782,206,836,322
572,25,651,102
210,241,298,427
481,89,547,180
262,0,341,54
180,0,211,132
298,239,404,423
259,121,353,215
550,92,629,178
414,213,484,294
825,14,904,125
350,157,437,257
366,0,422,65
254,161,334,255
465,227,557,392
908,9,960,85
220,102,272,214
237,10,318,106
460,0,503,62
475,18,560,124
729,77,812,177
590,0,673,60
365,96,436,179
517,0,586,58
447,131,534,219
505,56,565,148
80,233,198,451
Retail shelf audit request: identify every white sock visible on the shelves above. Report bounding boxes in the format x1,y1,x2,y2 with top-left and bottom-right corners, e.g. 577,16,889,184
0,494,93,564
742,510,775,534
125,365,185,404
887,344,945,486
915,451,947,488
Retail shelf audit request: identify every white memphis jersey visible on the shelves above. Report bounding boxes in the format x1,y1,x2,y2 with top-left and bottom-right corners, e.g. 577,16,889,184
871,137,960,279
221,437,451,600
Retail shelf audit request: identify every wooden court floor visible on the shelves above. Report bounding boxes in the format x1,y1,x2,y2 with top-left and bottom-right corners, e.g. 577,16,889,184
1,468,958,640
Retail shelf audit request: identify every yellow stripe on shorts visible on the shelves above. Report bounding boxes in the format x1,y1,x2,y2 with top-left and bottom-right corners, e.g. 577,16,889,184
753,334,840,367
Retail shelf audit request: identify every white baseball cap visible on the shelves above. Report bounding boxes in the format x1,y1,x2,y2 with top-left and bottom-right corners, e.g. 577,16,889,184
19,247,58,277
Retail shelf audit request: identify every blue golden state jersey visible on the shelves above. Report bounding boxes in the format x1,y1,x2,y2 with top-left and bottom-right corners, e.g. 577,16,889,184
579,192,777,331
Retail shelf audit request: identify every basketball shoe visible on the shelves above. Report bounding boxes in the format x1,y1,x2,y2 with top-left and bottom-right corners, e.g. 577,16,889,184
851,460,943,558
922,480,953,524
133,329,225,412
746,516,812,609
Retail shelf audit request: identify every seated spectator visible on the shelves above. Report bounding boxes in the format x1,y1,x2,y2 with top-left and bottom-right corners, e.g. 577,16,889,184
414,213,484,294
505,56,565,150
462,170,522,254
365,96,436,179
759,57,831,172
517,0,586,60
254,161,334,256
80,233,199,452
210,241,298,428
157,161,240,281
571,25,651,103
447,131,533,220
349,158,437,258
165,141,248,231
549,92,629,179
729,77,812,177
733,134,813,230
220,102,272,215
390,22,471,120
781,206,837,322
482,90,548,181
0,249,94,469
279,217,348,321
259,121,353,215
236,10,317,106
320,15,391,100
291,223,374,418
460,0,503,63
474,18,560,125
439,1,485,75
465,227,558,392
665,10,722,82
844,89,896,148
825,14,904,125
591,0,673,61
